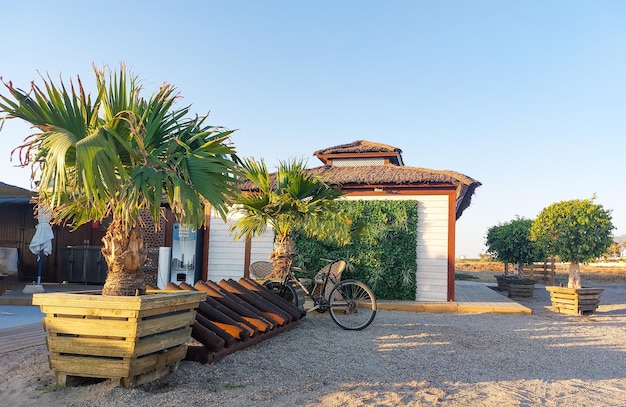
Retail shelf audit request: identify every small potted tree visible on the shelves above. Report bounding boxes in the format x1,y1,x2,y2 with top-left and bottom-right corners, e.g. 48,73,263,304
485,216,544,297
530,198,614,315
0,65,239,387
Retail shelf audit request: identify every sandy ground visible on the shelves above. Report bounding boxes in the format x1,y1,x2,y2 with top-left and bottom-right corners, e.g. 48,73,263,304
2,274,626,406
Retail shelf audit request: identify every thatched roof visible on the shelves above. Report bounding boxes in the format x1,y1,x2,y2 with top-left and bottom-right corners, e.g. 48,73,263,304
314,140,402,156
307,165,475,186
238,139,481,219
314,140,404,166
314,165,480,219
0,181,34,205
238,164,481,219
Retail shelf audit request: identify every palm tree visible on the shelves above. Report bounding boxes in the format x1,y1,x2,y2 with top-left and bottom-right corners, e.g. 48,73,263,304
229,157,348,279
0,65,239,296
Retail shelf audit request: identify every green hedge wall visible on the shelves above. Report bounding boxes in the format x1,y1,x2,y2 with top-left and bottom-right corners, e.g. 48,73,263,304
293,200,418,300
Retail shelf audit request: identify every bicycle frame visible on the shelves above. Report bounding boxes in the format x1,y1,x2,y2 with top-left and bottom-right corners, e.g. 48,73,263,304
264,255,377,330
273,256,341,313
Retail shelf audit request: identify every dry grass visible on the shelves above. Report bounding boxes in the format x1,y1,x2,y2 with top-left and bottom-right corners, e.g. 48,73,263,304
456,260,626,284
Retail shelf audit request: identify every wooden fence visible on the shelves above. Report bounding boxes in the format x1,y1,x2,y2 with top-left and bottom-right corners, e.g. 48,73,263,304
521,258,555,285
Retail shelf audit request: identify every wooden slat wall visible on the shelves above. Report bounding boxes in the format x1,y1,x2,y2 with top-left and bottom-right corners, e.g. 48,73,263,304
1,205,167,284
0,203,38,280
206,212,273,283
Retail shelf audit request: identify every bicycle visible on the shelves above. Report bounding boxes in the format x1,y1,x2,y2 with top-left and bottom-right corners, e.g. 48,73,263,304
261,255,377,330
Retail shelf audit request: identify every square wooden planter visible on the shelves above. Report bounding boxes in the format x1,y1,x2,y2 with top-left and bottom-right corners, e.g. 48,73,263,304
545,286,604,315
494,274,535,292
494,274,516,291
507,279,535,298
32,290,206,388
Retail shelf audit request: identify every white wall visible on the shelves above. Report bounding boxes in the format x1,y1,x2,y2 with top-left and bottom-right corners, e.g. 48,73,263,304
343,195,450,301
205,195,452,300
414,196,449,301
206,211,273,283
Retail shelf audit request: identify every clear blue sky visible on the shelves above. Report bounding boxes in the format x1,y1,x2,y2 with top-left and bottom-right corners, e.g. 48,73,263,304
1,1,624,257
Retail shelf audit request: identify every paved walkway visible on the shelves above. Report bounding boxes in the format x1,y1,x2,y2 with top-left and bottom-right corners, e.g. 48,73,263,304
377,280,532,314
0,282,102,306
0,323,47,354
0,283,102,353
0,305,44,329
1,280,531,315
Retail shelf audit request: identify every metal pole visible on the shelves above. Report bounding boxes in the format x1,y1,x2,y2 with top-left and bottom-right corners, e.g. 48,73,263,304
37,249,43,285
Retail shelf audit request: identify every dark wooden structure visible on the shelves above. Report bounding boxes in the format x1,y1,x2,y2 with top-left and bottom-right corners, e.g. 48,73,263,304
507,279,535,298
1,199,113,284
521,258,556,285
1,181,174,284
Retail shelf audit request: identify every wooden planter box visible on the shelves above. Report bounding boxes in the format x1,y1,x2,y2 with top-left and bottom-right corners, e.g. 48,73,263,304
495,274,522,292
32,290,206,388
507,279,535,298
545,286,604,315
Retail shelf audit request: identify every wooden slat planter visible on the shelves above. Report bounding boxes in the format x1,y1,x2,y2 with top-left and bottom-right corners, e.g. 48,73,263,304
495,275,529,292
507,279,535,298
32,290,205,388
545,286,604,315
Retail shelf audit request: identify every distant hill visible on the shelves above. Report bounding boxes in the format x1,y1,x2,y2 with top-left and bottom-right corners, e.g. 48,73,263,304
614,234,626,244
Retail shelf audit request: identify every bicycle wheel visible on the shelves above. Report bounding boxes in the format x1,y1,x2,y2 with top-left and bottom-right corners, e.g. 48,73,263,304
329,279,377,330
263,280,299,308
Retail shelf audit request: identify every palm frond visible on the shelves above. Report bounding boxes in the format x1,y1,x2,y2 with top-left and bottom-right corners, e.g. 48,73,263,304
0,64,239,232
229,157,347,245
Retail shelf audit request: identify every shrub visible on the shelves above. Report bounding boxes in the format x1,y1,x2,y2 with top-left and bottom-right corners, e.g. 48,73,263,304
485,216,545,274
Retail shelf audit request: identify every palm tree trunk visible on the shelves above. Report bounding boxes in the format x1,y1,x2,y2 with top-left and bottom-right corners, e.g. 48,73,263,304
101,220,147,296
268,234,295,280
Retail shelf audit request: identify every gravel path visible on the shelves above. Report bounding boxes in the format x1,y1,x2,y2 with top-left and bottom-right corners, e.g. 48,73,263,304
2,280,626,406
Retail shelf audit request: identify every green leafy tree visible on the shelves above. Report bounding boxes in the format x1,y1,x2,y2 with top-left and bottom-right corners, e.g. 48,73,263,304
229,157,348,279
485,217,545,276
605,241,622,260
530,198,614,288
0,65,239,295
